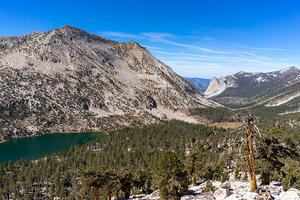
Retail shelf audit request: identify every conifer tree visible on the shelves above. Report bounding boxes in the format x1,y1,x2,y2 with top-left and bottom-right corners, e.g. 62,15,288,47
133,168,153,194
116,168,133,199
155,151,189,200
102,169,117,200
185,148,203,186
80,168,103,200
256,127,299,185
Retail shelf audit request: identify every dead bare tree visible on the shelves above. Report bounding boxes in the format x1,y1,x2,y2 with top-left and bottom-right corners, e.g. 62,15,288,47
244,113,257,192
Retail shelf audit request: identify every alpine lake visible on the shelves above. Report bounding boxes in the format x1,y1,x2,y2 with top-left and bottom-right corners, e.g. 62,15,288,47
0,132,101,163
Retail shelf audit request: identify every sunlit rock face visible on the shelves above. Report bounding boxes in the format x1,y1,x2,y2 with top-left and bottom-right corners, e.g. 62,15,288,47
0,26,218,140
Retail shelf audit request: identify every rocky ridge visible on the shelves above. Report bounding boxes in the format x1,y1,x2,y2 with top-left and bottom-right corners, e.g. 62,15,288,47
204,67,300,113
0,26,218,141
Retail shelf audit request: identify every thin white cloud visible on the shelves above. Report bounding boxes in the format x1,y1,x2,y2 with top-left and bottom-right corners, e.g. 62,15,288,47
152,50,269,64
237,51,272,61
98,31,143,39
142,32,175,39
95,30,298,78
142,45,162,50
158,38,230,54
152,48,297,78
252,47,288,51
97,31,229,54
165,58,297,78
203,37,213,40
141,32,228,54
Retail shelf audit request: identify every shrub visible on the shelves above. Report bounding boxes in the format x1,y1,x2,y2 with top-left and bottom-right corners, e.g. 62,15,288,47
203,180,215,192
283,166,300,191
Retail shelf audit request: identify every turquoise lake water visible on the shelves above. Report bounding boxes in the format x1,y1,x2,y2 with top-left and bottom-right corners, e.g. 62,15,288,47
0,132,100,163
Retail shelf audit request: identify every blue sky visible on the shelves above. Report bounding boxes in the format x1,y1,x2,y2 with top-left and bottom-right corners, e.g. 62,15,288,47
1,0,300,78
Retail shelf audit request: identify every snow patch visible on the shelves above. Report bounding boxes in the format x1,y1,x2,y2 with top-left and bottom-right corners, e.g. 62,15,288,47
255,76,266,83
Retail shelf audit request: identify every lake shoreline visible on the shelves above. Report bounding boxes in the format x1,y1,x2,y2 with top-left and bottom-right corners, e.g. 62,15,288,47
0,132,102,164
0,130,104,145
0,139,7,144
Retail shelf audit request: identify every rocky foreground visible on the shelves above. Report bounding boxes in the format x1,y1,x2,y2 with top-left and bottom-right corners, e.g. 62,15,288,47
131,181,300,200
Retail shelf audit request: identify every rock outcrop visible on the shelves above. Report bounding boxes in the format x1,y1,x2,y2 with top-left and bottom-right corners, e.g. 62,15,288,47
204,77,229,98
133,180,300,200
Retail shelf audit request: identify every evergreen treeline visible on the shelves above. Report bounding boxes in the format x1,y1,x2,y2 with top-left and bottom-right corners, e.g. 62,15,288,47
0,120,299,199
190,107,236,122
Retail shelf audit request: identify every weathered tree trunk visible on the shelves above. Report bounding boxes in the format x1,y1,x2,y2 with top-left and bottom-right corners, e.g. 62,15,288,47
93,187,99,200
124,189,130,199
192,176,197,186
107,186,111,200
261,171,270,185
116,190,119,199
81,190,84,200
246,120,257,192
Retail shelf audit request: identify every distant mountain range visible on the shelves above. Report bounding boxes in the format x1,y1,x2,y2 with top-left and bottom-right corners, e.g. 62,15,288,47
0,26,218,141
184,77,211,93
204,67,300,114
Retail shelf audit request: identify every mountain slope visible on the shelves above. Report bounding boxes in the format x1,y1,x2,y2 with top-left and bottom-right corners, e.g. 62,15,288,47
0,26,218,141
204,67,300,114
184,77,211,92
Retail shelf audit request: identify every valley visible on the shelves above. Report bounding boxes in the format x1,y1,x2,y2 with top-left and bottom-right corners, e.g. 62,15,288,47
184,77,211,93
0,120,298,199
203,67,300,115
0,26,299,200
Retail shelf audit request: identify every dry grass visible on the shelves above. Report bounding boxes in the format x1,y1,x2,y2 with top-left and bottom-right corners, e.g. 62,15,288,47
208,122,243,129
